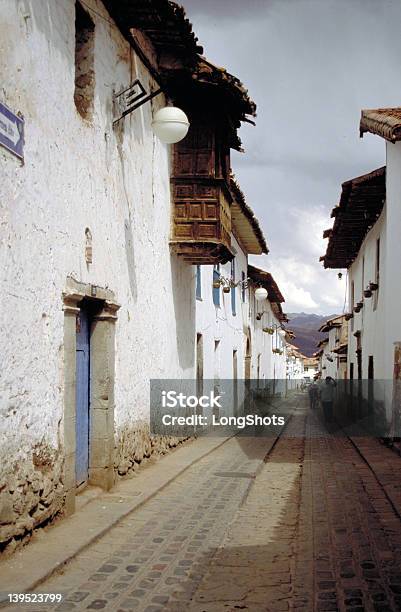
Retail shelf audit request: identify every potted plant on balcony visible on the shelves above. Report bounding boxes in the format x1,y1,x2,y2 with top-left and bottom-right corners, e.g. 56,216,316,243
369,281,379,291
363,286,372,298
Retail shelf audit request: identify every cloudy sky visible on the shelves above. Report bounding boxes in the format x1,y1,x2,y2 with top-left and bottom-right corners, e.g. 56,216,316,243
180,0,401,314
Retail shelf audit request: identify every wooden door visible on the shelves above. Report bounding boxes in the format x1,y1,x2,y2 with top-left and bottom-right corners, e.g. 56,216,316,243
75,308,90,487
233,350,238,414
245,337,251,381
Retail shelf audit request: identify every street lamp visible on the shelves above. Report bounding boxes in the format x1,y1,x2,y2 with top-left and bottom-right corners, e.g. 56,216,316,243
255,287,268,319
151,107,190,144
255,287,268,301
113,78,190,144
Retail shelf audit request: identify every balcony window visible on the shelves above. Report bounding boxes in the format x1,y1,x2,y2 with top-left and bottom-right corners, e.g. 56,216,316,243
241,271,246,302
196,265,202,300
231,259,236,316
74,2,95,120
213,265,220,307
373,237,380,311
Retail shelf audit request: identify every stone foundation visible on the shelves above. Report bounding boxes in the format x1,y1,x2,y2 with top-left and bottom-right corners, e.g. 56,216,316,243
0,443,64,555
114,421,191,477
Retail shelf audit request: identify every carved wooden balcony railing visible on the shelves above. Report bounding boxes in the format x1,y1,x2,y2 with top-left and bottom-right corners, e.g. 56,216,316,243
169,120,234,264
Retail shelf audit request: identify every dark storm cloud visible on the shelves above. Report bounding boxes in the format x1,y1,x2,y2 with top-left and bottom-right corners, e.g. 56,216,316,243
182,0,396,19
179,0,401,313
181,0,269,19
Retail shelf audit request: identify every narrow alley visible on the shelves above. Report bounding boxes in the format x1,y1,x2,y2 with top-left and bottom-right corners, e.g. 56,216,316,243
2,393,401,612
3,1,401,611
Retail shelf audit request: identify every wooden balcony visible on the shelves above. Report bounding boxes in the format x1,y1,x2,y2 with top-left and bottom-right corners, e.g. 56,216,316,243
169,120,234,264
170,177,233,264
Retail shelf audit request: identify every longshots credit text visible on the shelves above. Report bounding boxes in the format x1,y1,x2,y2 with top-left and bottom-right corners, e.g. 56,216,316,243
160,390,285,429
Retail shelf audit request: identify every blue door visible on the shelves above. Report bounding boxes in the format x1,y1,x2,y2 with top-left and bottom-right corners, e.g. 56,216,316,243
75,308,90,486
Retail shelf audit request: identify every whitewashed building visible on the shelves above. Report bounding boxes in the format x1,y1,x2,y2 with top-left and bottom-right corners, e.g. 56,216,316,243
195,181,268,387
321,168,385,381
359,110,401,383
286,345,306,389
316,338,329,378
303,357,319,380
248,265,289,391
194,207,292,401
0,0,256,549
318,315,348,379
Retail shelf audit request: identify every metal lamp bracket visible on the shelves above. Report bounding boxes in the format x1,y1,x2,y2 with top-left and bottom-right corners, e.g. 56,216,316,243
113,78,163,125
213,276,253,290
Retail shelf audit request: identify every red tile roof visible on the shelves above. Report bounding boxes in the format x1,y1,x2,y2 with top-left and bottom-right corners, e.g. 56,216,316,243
360,108,401,142
248,265,285,304
320,166,385,269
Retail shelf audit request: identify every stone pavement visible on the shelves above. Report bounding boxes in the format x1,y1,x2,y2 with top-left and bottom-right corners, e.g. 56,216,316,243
2,434,278,612
0,434,234,600
191,406,401,611
190,409,306,612
302,414,401,612
3,395,401,611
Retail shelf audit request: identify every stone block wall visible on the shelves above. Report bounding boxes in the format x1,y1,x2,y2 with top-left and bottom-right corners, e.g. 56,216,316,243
114,421,190,477
0,443,64,555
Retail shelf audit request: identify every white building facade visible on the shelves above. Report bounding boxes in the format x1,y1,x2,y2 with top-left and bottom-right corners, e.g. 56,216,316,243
322,167,386,381
316,339,329,377
248,266,289,394
286,346,306,389
195,237,250,383
195,181,268,386
359,110,401,383
0,0,256,549
303,357,319,381
318,315,348,380
321,148,390,425
195,253,290,401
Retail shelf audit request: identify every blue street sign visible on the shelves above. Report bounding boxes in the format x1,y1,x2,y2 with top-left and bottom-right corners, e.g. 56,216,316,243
0,102,24,159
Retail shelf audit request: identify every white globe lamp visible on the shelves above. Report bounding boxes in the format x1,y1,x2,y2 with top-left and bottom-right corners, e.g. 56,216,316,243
151,106,190,144
255,287,268,302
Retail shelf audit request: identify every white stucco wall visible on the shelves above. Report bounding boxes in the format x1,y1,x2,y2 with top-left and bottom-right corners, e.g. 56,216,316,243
0,0,195,535
249,296,287,383
347,210,385,379
324,323,347,380
195,235,248,382
384,141,401,380
286,354,304,388
194,250,288,399
342,141,401,423
320,340,337,378
303,363,318,380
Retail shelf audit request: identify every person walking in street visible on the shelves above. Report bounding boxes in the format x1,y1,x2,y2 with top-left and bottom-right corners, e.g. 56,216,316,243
308,381,319,409
319,376,337,423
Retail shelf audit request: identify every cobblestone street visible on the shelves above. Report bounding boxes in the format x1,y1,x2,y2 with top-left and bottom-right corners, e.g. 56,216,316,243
3,2,401,611
4,394,401,612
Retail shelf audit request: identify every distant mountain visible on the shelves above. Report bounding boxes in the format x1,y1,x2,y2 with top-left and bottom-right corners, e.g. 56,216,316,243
286,313,339,357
